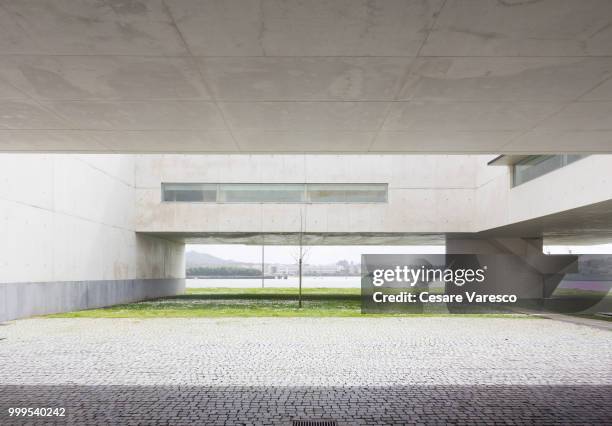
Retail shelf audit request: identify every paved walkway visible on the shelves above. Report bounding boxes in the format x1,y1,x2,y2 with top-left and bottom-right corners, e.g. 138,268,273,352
522,310,612,331
0,317,610,425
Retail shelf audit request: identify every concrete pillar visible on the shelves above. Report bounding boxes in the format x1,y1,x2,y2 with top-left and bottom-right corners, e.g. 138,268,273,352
445,237,578,304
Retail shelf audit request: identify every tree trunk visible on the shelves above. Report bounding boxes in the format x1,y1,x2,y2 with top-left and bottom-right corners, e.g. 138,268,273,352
298,258,303,308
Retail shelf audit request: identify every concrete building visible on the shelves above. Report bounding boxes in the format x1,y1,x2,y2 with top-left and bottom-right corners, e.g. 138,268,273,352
0,154,185,321
1,0,612,320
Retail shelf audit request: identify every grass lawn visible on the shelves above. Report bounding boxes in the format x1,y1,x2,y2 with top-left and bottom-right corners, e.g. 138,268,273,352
46,287,528,318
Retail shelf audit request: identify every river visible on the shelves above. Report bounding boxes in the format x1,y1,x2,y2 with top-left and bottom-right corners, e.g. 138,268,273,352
186,276,360,288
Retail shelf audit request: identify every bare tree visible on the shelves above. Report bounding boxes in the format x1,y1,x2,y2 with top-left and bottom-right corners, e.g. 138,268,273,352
261,238,265,289
291,209,311,308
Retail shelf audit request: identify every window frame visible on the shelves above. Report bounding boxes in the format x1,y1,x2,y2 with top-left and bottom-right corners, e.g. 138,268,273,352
218,183,307,203
161,183,218,202
161,183,388,204
511,155,587,187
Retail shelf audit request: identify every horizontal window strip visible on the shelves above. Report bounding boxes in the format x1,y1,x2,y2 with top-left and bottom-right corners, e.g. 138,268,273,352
512,155,587,187
161,183,387,203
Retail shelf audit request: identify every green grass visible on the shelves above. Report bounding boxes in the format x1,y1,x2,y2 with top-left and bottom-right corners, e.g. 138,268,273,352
46,287,528,319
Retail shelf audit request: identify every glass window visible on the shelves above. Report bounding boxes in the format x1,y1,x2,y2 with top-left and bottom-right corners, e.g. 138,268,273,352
162,183,217,202
566,154,585,165
218,184,305,203
306,184,387,203
162,183,388,203
513,155,587,187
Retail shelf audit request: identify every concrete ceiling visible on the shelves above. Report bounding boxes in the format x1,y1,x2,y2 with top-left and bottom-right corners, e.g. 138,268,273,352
1,0,612,154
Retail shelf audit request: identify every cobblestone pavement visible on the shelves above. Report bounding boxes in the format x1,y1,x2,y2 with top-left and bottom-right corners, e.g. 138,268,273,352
0,317,610,425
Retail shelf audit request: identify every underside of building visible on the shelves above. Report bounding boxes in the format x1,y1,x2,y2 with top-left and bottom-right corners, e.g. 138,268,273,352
1,0,612,320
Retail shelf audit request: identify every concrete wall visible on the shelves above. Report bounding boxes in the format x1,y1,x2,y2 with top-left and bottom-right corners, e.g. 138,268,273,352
135,154,612,236
0,279,184,322
4,152,611,320
0,154,185,321
476,155,612,231
135,154,480,233
446,237,577,300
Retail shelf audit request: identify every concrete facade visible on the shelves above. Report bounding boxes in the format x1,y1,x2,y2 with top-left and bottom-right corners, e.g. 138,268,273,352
135,154,612,239
476,155,612,232
3,153,612,321
0,154,185,321
0,279,184,323
135,154,479,234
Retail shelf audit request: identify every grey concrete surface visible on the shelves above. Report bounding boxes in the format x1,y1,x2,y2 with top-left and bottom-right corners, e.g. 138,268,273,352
0,278,185,322
134,154,612,240
0,0,611,154
525,311,612,332
0,317,610,424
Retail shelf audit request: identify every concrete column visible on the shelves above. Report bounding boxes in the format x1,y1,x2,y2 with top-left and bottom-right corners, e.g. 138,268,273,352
445,237,578,301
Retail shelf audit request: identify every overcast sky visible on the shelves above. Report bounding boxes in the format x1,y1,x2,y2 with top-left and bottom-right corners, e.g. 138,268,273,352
187,243,612,265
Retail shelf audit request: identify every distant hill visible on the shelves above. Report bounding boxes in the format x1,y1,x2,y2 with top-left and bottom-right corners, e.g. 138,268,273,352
186,251,239,268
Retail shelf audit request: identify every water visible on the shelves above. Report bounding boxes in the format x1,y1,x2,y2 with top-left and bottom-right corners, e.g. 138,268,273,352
187,276,360,288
